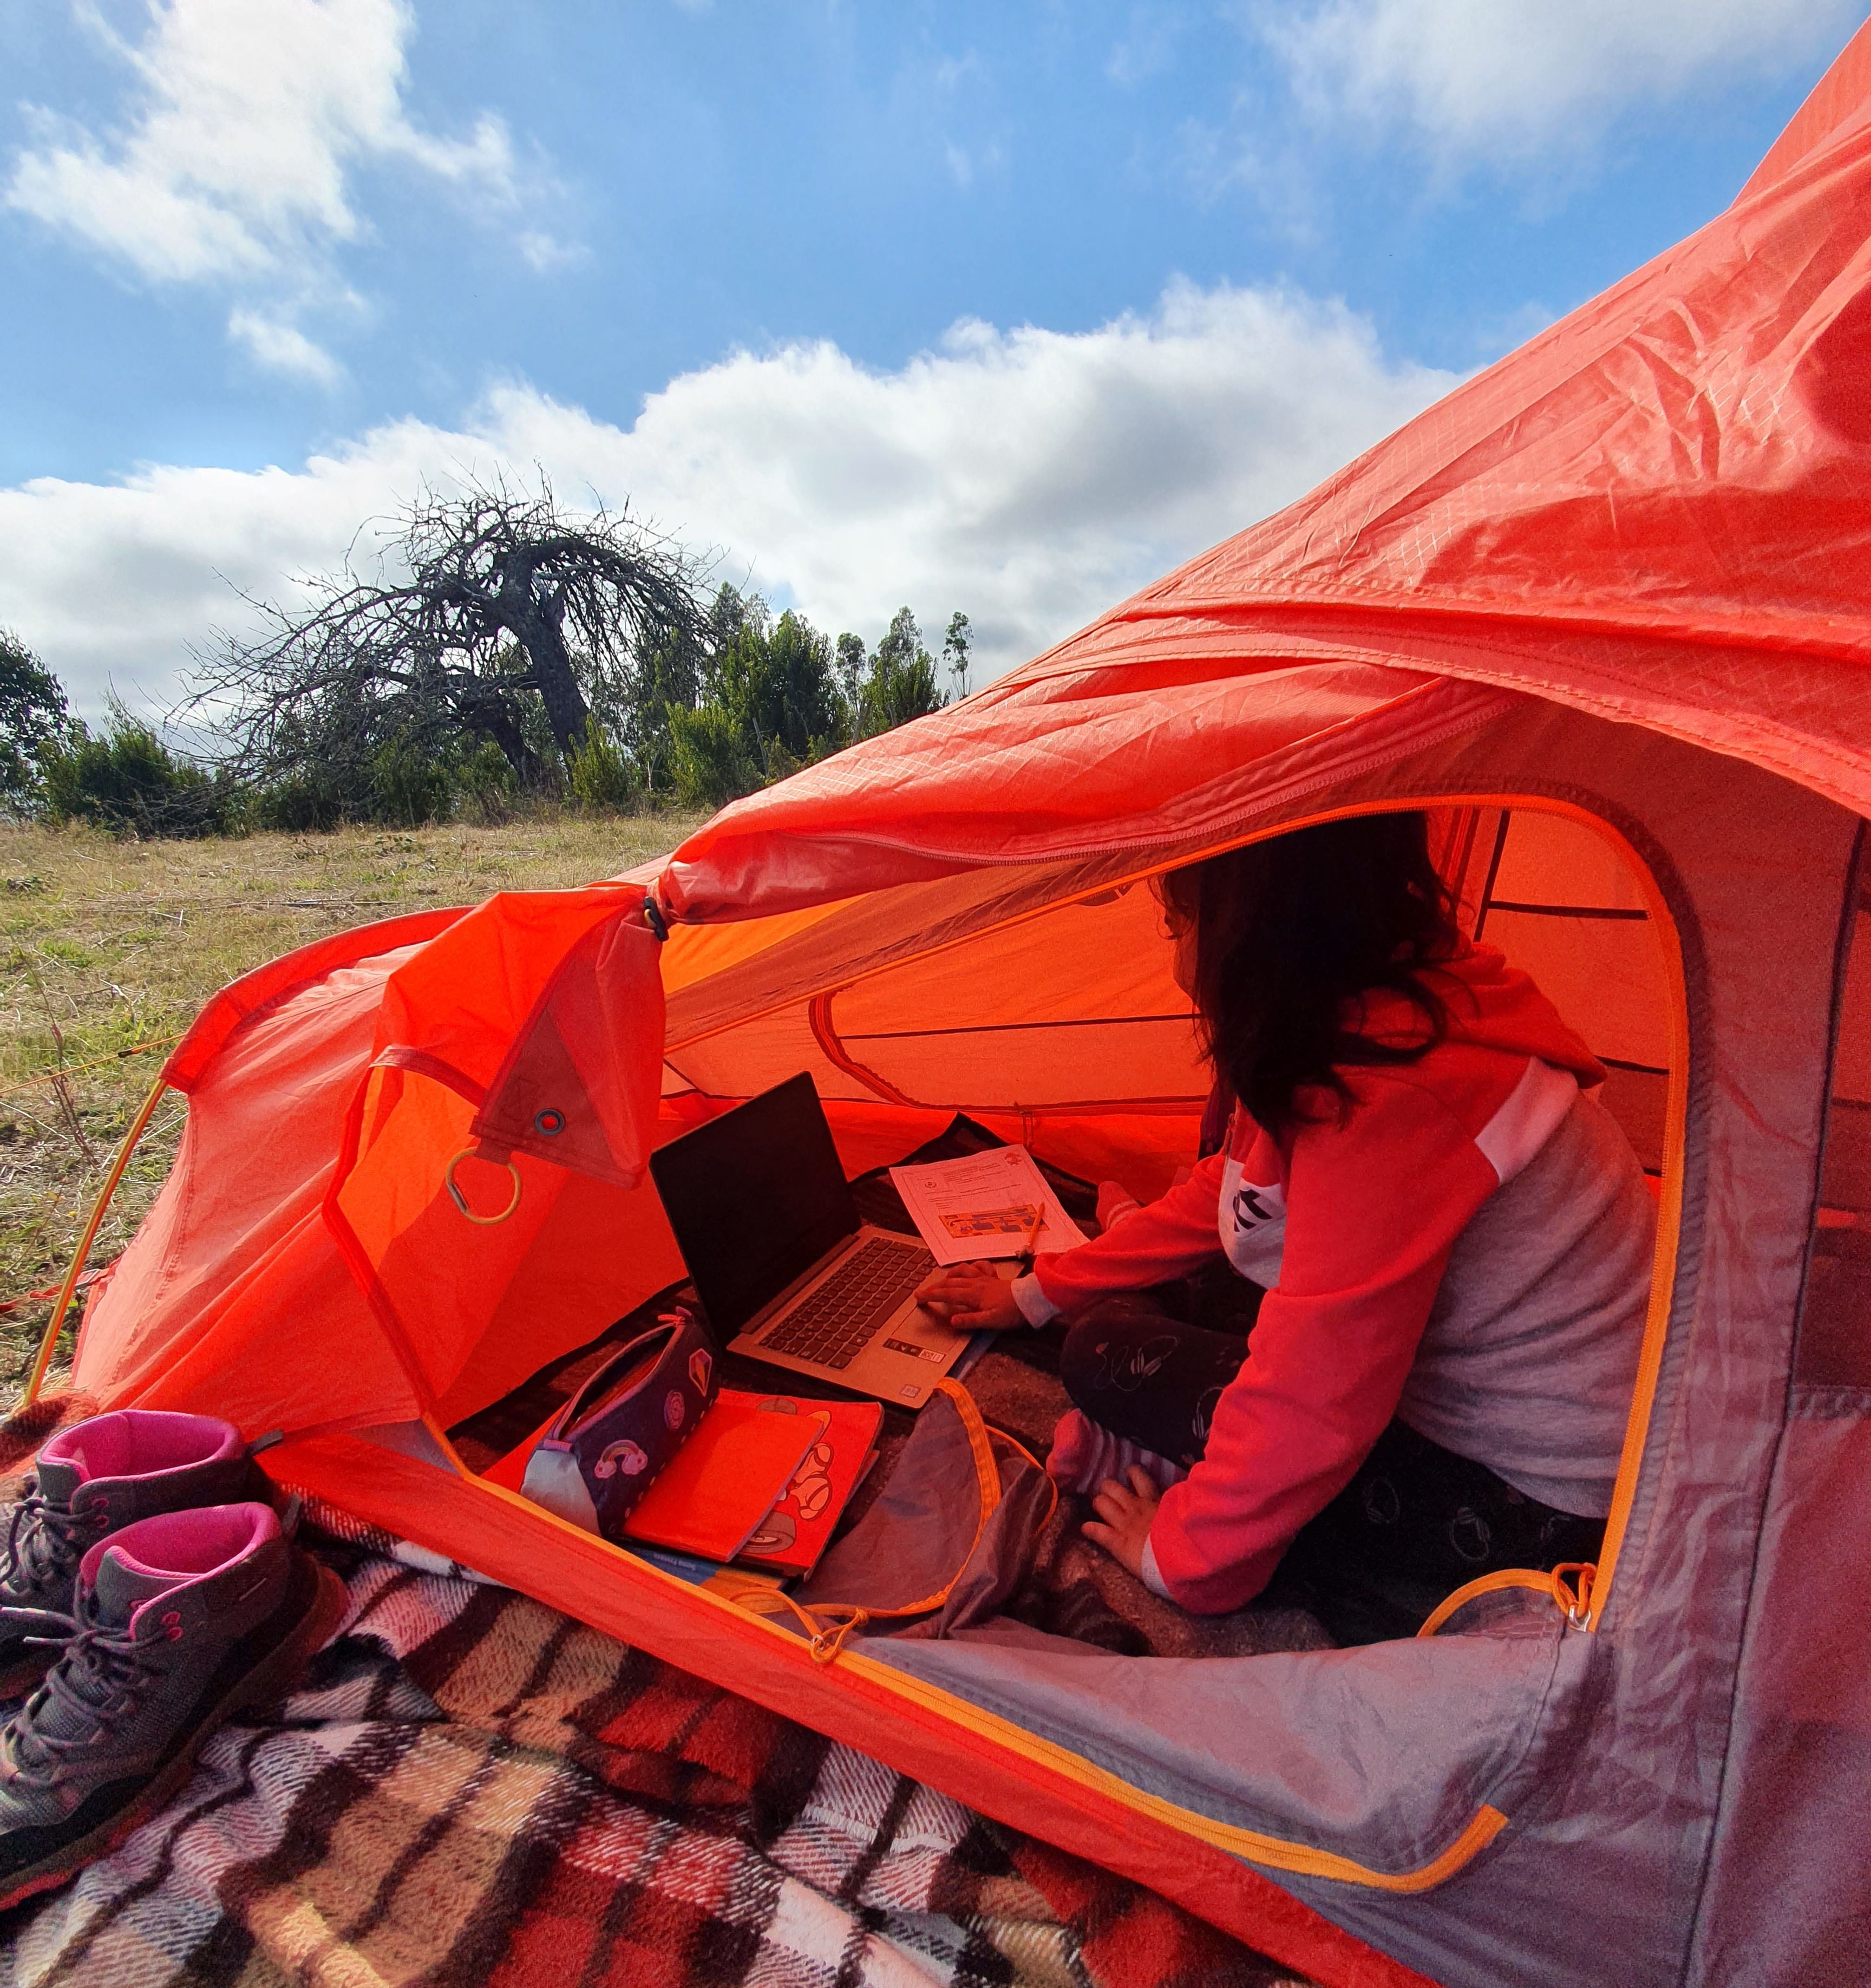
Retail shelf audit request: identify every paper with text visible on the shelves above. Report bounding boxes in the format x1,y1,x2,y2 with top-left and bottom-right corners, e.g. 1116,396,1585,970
888,1146,1089,1267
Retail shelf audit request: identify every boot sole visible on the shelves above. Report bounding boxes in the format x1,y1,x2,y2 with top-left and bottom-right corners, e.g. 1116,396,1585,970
0,1561,349,1915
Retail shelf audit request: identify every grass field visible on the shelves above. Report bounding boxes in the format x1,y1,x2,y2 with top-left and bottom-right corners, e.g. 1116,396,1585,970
0,811,704,1407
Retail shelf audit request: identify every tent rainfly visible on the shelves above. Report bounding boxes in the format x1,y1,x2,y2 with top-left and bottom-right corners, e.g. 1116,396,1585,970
40,22,1871,1987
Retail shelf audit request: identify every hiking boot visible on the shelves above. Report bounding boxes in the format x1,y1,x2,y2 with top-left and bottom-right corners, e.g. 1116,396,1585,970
0,1411,265,1694
0,1501,346,1910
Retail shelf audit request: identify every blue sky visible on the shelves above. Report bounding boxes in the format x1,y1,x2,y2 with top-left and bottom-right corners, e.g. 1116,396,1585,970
0,0,1863,716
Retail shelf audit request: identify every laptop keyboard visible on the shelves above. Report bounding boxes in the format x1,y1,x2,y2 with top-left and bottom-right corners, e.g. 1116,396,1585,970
760,1235,934,1370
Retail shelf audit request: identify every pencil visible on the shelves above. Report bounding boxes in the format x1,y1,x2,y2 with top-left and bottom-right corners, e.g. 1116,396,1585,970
1020,1201,1045,1265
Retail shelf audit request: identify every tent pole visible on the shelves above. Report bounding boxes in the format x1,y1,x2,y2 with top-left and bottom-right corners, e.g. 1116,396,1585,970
21,1074,169,1409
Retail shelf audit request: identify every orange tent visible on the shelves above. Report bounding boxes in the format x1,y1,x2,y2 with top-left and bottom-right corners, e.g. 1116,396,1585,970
48,22,1871,1986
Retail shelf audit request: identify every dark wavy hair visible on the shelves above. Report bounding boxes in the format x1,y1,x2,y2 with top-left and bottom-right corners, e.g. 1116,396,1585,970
1157,812,1463,1135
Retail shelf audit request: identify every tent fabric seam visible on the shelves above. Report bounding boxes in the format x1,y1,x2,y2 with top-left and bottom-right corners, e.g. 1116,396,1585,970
1106,597,1871,663
375,1046,486,1107
663,683,1510,905
807,990,919,1109
1781,819,1868,1396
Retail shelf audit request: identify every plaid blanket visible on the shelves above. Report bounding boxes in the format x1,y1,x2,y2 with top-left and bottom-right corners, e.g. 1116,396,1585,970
0,1501,1313,1988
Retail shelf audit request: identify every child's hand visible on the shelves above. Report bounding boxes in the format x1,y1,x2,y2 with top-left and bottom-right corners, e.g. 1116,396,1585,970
1081,1466,1162,1579
915,1263,1024,1331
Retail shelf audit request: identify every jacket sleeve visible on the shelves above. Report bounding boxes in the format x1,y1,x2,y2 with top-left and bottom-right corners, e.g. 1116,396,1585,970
1144,1074,1502,1613
1017,1150,1229,1323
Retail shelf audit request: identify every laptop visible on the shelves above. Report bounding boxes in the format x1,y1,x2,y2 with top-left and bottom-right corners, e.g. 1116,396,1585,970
649,1072,976,1408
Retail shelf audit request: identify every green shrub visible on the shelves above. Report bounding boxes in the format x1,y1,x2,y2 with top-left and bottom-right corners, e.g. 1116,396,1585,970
40,711,232,837
252,770,348,833
668,704,756,809
566,720,641,813
762,738,804,784
369,734,453,827
456,739,520,824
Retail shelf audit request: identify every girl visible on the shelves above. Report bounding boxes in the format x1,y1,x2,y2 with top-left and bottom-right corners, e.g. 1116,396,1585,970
918,813,1656,1642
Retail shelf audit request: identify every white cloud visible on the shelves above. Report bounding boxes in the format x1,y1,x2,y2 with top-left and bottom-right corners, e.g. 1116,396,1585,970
1262,0,1863,167
942,138,1007,189
227,308,343,386
1107,6,1188,87
516,230,586,274
6,0,528,375
0,281,1457,722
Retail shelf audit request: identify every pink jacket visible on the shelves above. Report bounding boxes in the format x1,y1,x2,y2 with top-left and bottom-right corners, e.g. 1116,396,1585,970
1026,943,1608,1613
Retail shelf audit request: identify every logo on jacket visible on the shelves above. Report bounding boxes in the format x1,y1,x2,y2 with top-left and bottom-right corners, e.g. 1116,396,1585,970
1219,1158,1286,1289
1233,1184,1277,1226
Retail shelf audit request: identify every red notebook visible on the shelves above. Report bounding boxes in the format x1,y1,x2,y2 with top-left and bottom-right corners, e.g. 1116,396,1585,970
729,1390,885,1578
618,1400,822,1560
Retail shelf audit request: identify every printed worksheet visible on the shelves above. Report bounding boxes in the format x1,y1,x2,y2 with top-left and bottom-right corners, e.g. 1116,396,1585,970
888,1145,1090,1267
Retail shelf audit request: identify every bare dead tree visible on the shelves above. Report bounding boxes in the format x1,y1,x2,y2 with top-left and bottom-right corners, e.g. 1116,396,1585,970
186,480,707,793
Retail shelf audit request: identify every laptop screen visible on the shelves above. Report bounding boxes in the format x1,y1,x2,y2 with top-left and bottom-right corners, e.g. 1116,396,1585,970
648,1072,861,1339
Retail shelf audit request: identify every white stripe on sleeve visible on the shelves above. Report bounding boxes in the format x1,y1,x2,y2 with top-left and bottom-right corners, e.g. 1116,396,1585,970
1475,1057,1580,1185
1139,1534,1173,1598
1011,1273,1061,1327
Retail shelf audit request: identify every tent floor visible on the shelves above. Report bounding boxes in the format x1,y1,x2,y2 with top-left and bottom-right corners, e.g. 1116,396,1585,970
448,1115,1333,1663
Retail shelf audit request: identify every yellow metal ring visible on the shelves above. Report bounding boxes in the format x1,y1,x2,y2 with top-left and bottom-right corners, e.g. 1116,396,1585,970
444,1147,522,1225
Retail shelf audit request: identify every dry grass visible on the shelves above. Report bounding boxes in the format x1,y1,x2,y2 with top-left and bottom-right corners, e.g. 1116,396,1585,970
0,810,704,1404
